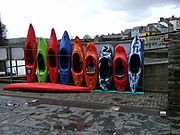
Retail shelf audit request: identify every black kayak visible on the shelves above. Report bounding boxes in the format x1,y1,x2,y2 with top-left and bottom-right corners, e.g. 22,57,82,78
98,46,113,90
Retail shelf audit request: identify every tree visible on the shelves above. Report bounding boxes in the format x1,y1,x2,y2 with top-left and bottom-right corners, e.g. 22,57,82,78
0,17,8,46
83,34,93,42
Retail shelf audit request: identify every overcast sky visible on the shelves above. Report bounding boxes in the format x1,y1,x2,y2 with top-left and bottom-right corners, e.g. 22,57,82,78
0,0,180,39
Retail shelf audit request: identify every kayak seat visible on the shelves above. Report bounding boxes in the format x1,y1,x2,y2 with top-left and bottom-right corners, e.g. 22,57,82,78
48,50,56,67
86,56,96,74
38,53,45,72
27,45,33,64
115,58,124,78
73,53,82,72
130,54,140,73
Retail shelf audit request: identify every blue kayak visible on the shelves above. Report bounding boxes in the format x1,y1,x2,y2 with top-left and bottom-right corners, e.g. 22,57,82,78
128,36,143,93
59,31,72,84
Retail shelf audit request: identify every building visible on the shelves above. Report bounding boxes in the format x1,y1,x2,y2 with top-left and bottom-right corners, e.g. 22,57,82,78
140,24,161,37
122,29,132,39
159,16,180,31
140,24,161,49
151,23,168,33
101,33,123,41
158,19,173,32
131,26,143,38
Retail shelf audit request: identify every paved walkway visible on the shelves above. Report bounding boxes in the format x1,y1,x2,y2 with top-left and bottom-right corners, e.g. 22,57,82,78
0,84,179,134
0,88,167,110
0,95,179,135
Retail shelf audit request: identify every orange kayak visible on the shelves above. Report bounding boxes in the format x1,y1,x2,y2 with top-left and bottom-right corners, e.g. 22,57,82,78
71,36,84,86
47,28,58,83
113,45,128,92
84,42,98,90
24,23,37,82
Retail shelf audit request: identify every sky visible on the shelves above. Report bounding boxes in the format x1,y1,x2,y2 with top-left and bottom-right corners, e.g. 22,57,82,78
0,0,180,39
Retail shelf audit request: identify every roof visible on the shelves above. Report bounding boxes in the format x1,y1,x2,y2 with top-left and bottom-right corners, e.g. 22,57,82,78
132,26,143,30
140,24,160,33
158,23,168,28
140,27,146,32
102,34,122,39
122,29,132,35
158,20,173,26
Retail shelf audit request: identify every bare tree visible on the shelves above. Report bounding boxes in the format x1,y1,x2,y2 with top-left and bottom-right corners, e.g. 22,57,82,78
0,17,8,46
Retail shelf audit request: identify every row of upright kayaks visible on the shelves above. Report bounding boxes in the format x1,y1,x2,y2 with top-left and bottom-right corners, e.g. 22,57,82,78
24,24,143,93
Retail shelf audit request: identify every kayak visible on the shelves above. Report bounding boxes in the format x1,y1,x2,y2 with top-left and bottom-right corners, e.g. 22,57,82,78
71,36,84,86
113,45,128,92
47,28,58,83
128,36,143,93
98,46,113,90
24,23,37,82
84,42,98,90
36,38,48,82
3,83,91,93
59,31,72,84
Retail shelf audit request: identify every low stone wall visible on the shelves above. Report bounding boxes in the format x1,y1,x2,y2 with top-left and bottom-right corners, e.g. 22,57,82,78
144,62,168,92
168,32,180,111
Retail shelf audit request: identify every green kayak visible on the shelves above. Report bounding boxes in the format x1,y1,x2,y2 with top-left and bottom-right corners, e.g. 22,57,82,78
36,37,48,82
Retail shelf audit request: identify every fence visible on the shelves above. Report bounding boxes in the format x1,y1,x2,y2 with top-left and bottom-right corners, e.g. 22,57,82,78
0,32,174,92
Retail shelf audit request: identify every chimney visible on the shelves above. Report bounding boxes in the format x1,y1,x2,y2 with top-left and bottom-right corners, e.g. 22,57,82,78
160,17,164,22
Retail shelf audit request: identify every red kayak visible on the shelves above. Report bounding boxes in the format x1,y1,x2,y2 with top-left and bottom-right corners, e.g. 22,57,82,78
71,36,84,86
24,23,37,82
84,42,98,90
3,83,90,93
47,28,58,83
113,45,128,92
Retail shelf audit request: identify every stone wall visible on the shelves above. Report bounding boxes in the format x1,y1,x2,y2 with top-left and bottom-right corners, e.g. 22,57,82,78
168,32,180,111
144,62,168,92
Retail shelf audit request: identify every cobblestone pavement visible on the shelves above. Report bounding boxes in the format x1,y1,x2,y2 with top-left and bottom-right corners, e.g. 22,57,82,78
0,88,167,110
0,95,179,135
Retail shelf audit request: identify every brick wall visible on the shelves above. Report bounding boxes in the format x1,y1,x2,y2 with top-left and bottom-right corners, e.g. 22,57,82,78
168,32,180,111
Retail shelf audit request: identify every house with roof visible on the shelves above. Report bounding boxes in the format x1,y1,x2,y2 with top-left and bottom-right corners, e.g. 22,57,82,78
140,24,161,48
151,23,169,33
122,29,132,39
159,16,179,31
158,19,173,32
140,24,160,37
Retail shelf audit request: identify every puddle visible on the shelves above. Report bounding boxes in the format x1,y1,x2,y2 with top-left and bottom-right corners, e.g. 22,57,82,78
64,122,90,132
112,98,121,102
52,123,64,130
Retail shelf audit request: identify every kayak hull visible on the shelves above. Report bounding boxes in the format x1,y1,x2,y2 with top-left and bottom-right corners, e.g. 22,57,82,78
25,24,37,82
36,38,48,82
3,83,90,92
47,28,58,83
98,46,113,90
59,31,71,84
128,37,143,92
71,36,84,86
113,45,128,92
84,42,98,90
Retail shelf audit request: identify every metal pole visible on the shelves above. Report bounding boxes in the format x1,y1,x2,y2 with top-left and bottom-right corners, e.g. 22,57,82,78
9,47,13,83
3,61,7,75
15,60,18,75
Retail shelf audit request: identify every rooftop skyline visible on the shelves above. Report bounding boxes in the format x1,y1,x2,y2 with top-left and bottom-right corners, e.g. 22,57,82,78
0,0,180,39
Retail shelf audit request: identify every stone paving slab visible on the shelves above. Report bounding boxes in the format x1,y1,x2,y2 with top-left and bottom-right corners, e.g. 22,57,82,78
0,95,179,135
0,88,168,110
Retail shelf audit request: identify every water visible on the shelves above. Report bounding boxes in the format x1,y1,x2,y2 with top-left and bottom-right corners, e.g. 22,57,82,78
3,43,132,76
6,60,25,75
